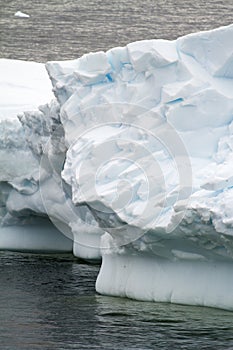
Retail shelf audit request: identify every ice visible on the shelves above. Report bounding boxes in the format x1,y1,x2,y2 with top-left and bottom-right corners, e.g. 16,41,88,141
46,24,233,309
2,25,233,308
14,11,30,18
0,218,72,253
0,59,104,258
0,59,53,119
0,60,73,253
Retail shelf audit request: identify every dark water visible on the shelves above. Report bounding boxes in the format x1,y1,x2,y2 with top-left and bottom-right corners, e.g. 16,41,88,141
1,252,233,350
1,0,233,349
0,0,233,62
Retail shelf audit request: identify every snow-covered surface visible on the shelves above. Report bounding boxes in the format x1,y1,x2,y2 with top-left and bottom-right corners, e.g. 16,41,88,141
2,25,233,308
0,59,53,119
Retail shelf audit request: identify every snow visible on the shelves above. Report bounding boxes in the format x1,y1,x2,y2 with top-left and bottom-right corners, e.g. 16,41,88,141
2,24,233,309
0,59,53,119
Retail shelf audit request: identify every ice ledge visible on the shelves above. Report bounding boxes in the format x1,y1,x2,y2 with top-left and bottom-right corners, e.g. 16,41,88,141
96,253,233,310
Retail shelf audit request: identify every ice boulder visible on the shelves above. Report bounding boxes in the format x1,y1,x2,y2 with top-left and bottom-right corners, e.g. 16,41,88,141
46,24,233,310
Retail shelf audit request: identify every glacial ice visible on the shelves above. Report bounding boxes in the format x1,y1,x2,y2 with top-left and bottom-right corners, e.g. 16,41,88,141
2,24,233,309
0,59,103,258
0,60,72,252
14,11,30,18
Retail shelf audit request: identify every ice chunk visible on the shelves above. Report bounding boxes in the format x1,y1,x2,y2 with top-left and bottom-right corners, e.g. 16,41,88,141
14,11,30,18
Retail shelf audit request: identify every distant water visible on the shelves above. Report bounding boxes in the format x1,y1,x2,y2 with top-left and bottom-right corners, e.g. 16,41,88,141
1,0,233,349
1,0,233,62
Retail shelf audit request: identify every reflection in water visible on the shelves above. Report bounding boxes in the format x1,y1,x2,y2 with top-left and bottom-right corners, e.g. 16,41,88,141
0,252,233,349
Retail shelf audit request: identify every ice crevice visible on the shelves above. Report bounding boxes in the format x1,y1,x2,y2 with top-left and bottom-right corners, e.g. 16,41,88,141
2,25,233,308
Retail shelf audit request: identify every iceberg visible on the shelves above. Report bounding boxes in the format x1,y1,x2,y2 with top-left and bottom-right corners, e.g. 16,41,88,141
0,60,72,253
0,59,73,252
14,11,30,18
0,59,104,258
46,24,233,309
2,24,233,309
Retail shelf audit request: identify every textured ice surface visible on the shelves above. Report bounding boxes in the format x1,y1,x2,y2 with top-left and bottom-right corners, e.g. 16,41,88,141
0,60,72,253
0,59,103,258
2,25,233,308
46,24,233,309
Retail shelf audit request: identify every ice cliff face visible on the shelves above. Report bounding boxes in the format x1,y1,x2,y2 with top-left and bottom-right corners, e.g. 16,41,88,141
46,24,233,309
18,100,104,259
2,25,233,309
0,59,104,258
0,60,72,252
46,25,233,250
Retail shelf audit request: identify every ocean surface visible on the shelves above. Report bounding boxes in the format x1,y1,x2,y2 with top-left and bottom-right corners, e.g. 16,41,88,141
1,0,233,62
1,252,233,350
1,0,233,349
